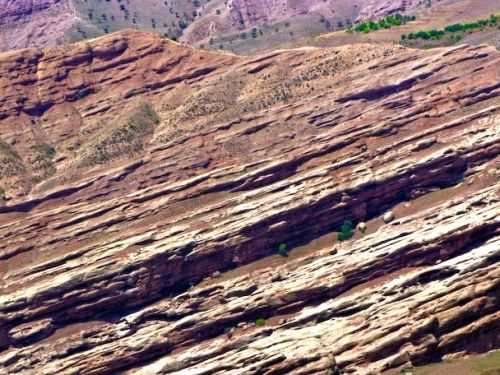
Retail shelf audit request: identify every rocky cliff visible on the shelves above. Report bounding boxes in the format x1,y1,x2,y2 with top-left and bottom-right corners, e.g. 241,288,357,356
0,30,499,374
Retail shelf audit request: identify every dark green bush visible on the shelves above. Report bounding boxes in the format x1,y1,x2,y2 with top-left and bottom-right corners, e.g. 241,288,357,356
352,13,415,34
277,243,288,257
338,220,354,241
404,13,500,42
255,318,266,327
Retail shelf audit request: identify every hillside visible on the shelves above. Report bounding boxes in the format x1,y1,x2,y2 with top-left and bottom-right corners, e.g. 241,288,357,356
0,29,499,374
0,0,449,53
0,0,79,50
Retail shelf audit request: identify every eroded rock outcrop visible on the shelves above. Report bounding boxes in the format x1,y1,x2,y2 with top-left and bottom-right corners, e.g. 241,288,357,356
0,32,498,374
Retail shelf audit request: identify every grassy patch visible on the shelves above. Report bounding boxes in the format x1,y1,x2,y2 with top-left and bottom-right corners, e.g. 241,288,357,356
472,351,500,375
157,71,246,144
0,140,25,178
30,143,57,183
410,351,500,375
76,102,159,168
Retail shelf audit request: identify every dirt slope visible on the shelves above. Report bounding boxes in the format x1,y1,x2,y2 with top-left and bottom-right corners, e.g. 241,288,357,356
0,30,499,374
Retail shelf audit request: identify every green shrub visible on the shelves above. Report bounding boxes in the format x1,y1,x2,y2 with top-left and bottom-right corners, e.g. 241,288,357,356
255,318,266,327
277,243,288,257
351,13,415,34
140,102,160,124
338,220,354,241
406,13,500,42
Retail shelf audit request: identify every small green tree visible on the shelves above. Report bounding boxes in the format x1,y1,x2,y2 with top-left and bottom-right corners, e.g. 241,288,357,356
255,318,266,327
338,220,354,241
277,243,288,257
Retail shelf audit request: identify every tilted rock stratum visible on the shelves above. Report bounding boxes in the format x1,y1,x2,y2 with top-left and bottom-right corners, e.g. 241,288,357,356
0,30,499,374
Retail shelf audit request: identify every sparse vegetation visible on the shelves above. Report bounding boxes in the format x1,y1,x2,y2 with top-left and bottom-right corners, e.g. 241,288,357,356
0,140,25,178
159,70,246,137
30,143,57,183
76,102,160,168
71,0,202,42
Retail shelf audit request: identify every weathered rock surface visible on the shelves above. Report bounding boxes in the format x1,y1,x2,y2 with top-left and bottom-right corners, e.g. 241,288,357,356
0,31,499,374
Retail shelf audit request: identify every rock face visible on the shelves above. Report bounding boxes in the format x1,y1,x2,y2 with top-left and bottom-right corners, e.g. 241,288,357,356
0,30,499,374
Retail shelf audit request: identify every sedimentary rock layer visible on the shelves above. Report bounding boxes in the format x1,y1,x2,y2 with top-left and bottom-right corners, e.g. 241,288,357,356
0,31,498,374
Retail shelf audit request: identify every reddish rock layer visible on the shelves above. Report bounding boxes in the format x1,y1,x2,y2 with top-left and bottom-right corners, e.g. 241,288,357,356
0,31,499,374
